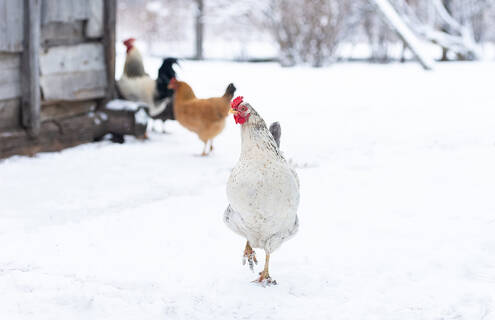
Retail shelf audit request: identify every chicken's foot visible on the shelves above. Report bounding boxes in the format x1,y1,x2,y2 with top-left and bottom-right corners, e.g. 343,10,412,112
242,241,257,271
253,253,277,286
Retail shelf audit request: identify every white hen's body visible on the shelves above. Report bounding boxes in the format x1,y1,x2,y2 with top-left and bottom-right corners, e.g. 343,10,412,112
117,76,169,116
225,105,299,253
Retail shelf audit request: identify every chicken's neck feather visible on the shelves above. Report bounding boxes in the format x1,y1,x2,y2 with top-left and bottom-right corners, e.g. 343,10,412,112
124,48,146,78
240,113,284,161
175,82,196,103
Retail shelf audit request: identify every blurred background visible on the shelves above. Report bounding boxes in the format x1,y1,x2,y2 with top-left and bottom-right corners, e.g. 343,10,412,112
117,0,495,65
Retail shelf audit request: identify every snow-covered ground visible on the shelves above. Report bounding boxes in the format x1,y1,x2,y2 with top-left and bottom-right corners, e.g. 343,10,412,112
1,60,495,320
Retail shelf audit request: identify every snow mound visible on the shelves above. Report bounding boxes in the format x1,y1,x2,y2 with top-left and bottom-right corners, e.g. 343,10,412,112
106,99,147,112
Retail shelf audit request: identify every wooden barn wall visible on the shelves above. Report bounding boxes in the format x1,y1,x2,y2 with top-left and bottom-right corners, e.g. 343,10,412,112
40,43,107,102
0,0,24,52
40,0,106,104
41,0,90,24
0,53,21,130
0,53,21,101
0,0,23,131
41,0,103,47
0,0,107,135
0,0,119,159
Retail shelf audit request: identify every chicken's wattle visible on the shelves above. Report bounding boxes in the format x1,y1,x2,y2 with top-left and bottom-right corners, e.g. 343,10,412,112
234,113,250,124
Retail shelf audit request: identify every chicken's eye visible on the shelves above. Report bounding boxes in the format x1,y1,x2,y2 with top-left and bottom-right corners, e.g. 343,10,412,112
240,106,247,112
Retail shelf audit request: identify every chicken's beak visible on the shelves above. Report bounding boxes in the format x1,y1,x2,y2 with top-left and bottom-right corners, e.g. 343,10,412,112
229,109,238,115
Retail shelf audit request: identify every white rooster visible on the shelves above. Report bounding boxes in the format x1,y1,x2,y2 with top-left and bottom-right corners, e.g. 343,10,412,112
117,38,177,120
225,96,300,285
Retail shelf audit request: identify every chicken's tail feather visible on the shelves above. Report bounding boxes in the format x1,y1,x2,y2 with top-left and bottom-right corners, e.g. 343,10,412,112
269,122,281,148
224,83,236,99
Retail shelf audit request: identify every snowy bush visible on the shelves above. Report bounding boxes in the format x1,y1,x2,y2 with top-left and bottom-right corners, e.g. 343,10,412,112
264,0,353,67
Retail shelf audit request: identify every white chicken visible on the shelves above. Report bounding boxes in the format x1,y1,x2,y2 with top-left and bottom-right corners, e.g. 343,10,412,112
117,38,177,119
225,96,300,285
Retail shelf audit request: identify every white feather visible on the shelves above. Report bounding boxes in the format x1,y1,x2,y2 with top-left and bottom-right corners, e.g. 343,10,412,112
117,75,169,117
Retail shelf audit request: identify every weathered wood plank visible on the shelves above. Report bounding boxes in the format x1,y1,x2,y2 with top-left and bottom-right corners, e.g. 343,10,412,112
40,43,107,101
41,0,89,24
0,99,21,130
0,53,21,100
41,70,108,101
0,52,21,69
40,43,106,75
104,0,117,100
41,21,85,47
86,0,103,38
0,0,24,52
21,0,41,137
41,100,96,122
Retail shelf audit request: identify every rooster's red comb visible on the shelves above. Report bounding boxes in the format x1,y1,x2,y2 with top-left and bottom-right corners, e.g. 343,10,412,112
123,38,135,47
231,96,244,109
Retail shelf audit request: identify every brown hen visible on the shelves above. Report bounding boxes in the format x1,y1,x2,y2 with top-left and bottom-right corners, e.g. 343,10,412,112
169,79,236,156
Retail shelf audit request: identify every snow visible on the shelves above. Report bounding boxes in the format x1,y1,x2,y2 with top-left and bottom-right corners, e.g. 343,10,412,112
106,99,145,111
106,100,149,126
2,59,495,320
134,108,149,125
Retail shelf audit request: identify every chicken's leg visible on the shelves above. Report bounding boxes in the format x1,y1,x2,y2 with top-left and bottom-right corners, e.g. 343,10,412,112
242,241,257,271
201,141,209,156
255,253,277,285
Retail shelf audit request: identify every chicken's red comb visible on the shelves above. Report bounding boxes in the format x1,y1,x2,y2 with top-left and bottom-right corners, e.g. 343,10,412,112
231,96,244,109
123,38,135,47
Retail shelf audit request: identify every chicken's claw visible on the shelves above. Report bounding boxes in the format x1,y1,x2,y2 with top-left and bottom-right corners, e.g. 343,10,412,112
252,272,277,286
